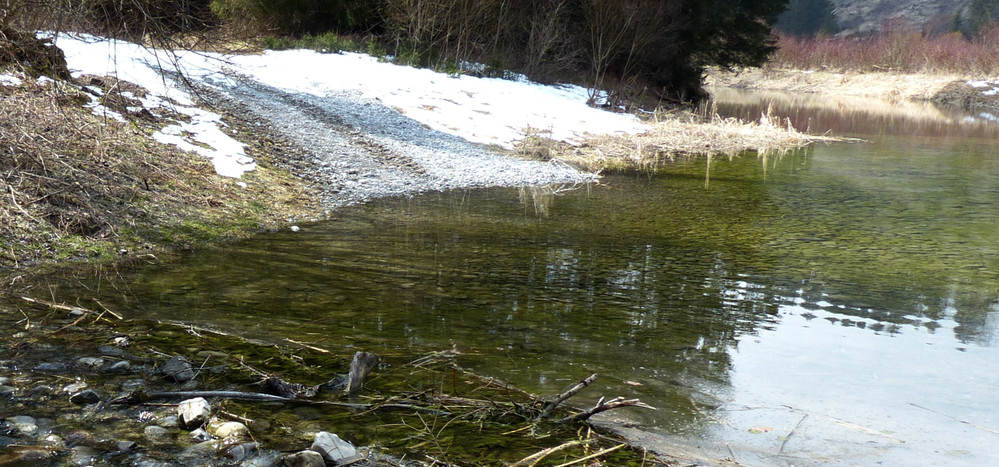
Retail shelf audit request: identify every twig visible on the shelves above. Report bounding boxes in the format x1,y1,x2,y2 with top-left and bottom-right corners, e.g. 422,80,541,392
283,338,330,353
541,373,598,418
553,442,627,467
909,402,999,436
510,440,589,467
778,414,808,456
91,298,123,320
558,396,656,423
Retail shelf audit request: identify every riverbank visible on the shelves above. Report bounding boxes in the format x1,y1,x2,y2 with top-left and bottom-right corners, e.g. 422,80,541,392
706,67,999,110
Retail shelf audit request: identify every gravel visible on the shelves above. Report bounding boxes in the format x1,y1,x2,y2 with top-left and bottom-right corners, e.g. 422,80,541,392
203,74,597,208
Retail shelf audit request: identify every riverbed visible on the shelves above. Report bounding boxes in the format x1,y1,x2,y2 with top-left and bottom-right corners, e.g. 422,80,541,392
10,88,999,466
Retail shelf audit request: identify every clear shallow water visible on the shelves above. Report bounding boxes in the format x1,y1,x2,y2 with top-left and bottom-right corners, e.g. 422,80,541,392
40,90,999,465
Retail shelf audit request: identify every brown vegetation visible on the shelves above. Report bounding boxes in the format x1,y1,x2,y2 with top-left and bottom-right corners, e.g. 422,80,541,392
520,109,830,173
0,72,318,271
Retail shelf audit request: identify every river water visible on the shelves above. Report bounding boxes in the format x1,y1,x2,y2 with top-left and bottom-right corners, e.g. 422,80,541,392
42,88,999,465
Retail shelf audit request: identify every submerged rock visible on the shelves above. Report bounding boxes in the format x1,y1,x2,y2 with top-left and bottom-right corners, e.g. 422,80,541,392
143,425,171,442
6,415,39,435
279,450,326,467
69,389,101,405
162,355,195,382
311,432,361,465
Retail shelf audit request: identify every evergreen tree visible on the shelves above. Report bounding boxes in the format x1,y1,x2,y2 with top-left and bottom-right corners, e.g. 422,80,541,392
967,0,999,38
775,0,839,36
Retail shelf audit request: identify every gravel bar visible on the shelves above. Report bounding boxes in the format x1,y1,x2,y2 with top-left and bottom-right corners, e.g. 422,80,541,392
206,74,597,208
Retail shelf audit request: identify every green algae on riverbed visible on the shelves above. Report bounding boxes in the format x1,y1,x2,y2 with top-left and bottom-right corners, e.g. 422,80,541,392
0,302,658,466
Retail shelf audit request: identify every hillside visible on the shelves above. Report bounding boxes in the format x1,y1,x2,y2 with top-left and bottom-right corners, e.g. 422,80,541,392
831,0,971,34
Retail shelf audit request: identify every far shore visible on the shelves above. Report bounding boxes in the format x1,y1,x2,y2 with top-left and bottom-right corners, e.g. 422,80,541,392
706,67,999,110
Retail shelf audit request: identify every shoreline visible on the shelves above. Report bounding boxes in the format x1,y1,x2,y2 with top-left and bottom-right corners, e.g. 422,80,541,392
706,67,999,110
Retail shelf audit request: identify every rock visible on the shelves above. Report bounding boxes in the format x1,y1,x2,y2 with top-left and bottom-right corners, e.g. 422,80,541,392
189,428,212,442
7,415,38,435
63,382,88,394
34,362,68,372
69,446,97,466
97,345,125,357
279,450,326,467
310,432,361,465
69,389,101,405
0,435,16,447
157,415,179,428
112,336,131,347
207,420,248,439
0,446,55,464
224,441,259,462
116,440,137,453
121,379,145,391
177,398,211,429
143,425,171,442
107,360,131,372
77,357,106,369
0,385,15,398
40,434,63,447
162,355,195,382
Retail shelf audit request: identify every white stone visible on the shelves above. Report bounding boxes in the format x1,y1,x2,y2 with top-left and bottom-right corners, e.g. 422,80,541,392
177,397,211,429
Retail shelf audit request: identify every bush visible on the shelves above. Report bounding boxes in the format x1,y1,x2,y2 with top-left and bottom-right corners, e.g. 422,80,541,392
209,0,380,35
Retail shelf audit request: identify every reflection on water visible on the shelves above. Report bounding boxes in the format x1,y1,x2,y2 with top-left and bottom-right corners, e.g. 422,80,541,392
31,89,999,465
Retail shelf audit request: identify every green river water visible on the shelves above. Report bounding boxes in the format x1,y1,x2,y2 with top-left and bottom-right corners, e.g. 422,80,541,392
31,88,999,465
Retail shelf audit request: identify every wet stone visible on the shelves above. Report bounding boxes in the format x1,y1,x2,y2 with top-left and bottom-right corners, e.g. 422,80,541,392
224,441,259,462
116,440,137,453
177,397,211,429
98,345,125,357
121,379,145,391
0,385,15,398
162,355,195,383
280,450,326,467
7,415,38,435
0,435,16,447
63,382,88,394
69,389,101,405
189,428,212,442
207,420,248,439
77,357,106,369
144,425,171,442
69,446,98,466
157,415,179,428
34,362,68,372
311,432,360,465
107,360,131,372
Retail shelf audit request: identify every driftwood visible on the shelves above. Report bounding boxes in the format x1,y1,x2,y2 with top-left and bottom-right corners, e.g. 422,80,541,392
558,396,657,423
539,373,598,418
346,351,380,395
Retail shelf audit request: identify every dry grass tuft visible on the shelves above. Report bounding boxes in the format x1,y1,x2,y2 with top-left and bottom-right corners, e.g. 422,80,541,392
520,108,829,173
0,72,318,270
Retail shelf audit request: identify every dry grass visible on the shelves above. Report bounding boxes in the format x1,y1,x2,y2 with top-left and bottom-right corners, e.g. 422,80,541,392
0,71,318,271
520,109,829,173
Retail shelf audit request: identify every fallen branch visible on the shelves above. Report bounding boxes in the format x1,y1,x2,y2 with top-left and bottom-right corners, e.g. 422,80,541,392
553,442,628,467
558,396,656,423
540,373,598,418
511,440,590,467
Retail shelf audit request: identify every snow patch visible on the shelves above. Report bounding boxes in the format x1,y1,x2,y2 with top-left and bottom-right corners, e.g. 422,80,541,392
0,74,22,86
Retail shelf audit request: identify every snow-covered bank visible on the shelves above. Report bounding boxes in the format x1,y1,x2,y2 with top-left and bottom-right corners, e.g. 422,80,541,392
53,34,648,187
